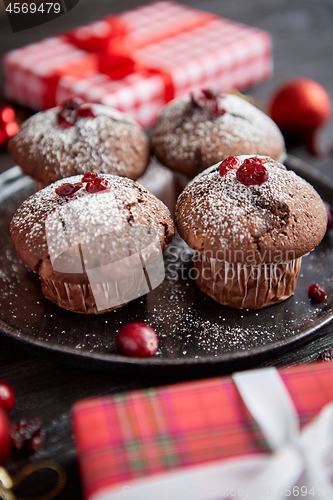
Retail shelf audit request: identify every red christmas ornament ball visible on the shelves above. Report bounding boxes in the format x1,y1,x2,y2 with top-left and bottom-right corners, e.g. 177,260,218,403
0,408,12,465
269,78,331,139
0,381,16,413
0,104,19,145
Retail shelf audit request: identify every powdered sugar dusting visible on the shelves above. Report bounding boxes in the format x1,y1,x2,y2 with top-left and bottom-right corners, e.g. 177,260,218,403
10,174,174,274
176,155,327,261
152,93,286,176
9,104,149,185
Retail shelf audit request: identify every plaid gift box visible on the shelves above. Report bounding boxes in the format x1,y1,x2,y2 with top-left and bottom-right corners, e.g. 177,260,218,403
3,1,273,128
72,362,333,500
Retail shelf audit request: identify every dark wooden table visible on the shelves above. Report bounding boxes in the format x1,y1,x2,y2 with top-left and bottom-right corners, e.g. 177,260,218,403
0,1,333,498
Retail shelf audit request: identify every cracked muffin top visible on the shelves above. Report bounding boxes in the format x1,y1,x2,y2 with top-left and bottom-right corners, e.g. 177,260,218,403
10,173,175,280
8,100,150,189
175,155,327,264
151,90,286,178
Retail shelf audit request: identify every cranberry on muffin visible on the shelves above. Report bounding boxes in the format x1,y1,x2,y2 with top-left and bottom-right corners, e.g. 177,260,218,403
10,173,174,314
175,155,327,309
8,99,150,190
151,89,286,179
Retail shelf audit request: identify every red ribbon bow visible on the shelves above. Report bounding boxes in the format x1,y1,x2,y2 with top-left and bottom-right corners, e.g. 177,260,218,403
66,10,217,104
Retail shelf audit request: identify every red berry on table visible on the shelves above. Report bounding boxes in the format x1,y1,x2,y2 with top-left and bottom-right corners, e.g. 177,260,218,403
0,409,12,465
219,156,240,176
27,428,44,452
86,178,110,193
116,323,158,358
0,381,15,413
308,284,327,303
10,417,44,452
236,161,269,186
55,182,83,197
324,202,333,231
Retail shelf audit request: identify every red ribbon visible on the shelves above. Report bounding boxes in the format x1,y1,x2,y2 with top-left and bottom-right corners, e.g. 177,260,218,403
65,16,128,53
66,10,217,104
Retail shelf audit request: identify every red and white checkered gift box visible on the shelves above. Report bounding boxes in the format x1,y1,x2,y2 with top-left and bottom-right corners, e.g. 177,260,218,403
56,72,166,129
3,37,97,110
3,1,273,128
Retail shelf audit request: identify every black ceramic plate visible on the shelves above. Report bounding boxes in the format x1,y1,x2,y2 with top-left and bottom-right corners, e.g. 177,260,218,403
0,156,332,375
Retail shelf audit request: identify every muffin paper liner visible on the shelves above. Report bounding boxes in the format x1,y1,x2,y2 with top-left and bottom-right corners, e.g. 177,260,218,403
40,223,165,314
194,254,302,309
40,277,128,314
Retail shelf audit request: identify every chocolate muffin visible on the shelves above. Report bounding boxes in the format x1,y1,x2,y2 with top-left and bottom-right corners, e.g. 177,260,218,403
151,89,286,179
8,99,150,190
10,173,174,314
175,155,327,309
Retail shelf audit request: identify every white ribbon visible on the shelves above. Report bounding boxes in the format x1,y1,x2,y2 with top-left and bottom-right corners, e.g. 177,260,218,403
93,367,333,500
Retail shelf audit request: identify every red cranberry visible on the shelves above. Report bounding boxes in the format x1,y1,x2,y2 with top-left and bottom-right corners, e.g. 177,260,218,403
212,103,226,117
190,88,226,117
116,323,158,358
308,283,327,302
57,108,76,128
61,97,83,110
243,157,268,166
191,89,208,108
0,381,15,413
0,409,11,465
86,178,110,193
76,106,96,119
57,99,96,127
191,88,222,104
318,349,333,361
82,172,99,183
55,182,83,197
324,202,333,231
10,417,44,452
202,89,219,98
27,428,44,452
236,161,269,186
219,156,241,176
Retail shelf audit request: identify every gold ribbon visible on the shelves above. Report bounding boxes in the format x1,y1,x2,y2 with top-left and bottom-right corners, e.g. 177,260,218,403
0,461,66,500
